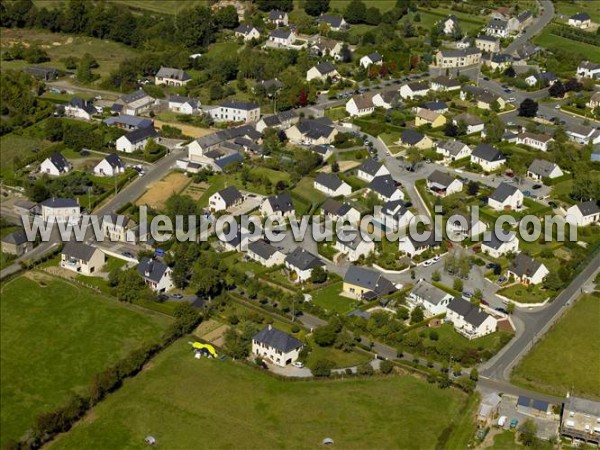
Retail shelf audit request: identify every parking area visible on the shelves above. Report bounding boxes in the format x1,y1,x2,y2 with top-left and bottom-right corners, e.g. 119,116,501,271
496,394,560,440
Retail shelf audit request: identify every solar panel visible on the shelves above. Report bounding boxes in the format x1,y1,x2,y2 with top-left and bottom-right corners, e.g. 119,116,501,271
517,396,531,407
532,400,549,412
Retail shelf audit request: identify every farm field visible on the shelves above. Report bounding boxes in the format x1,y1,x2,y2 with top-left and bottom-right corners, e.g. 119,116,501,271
136,172,191,209
32,0,208,15
555,0,600,23
0,273,171,447
534,28,600,62
0,133,52,179
49,340,467,450
511,294,600,400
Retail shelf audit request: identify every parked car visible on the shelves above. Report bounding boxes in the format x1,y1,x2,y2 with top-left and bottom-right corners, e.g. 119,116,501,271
510,418,519,429
154,248,165,257
292,361,305,368
423,260,433,267
432,255,440,263
548,201,558,208
172,293,183,299
532,184,542,190
495,307,508,314
497,276,507,285
462,291,473,299
121,251,134,258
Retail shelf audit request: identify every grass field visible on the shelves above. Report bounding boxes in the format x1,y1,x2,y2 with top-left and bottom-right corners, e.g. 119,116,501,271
311,282,359,314
329,0,397,13
32,0,208,15
0,133,52,179
534,27,600,62
555,0,600,23
49,340,467,450
511,294,600,400
0,273,171,447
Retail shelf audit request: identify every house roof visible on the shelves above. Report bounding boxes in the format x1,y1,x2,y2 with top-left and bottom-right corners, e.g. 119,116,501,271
40,198,79,209
472,144,505,162
579,61,600,71
400,129,425,146
517,10,532,22
476,34,499,43
416,108,443,123
120,90,153,104
485,53,513,64
318,14,345,28
528,159,559,177
314,61,337,75
216,186,243,207
519,131,553,143
350,93,375,110
220,99,259,111
431,76,461,88
270,28,294,39
103,153,125,169
410,280,451,305
69,96,96,115
369,175,399,198
169,95,199,108
214,152,244,169
437,140,469,156
266,193,294,213
573,200,600,217
62,242,98,262
285,247,324,271
487,18,508,30
482,231,515,250
47,152,70,172
532,72,557,83
321,198,343,215
247,239,280,260
295,118,335,139
449,210,482,232
439,48,481,58
344,266,395,297
253,325,304,353
509,253,544,278
156,67,191,81
123,126,158,144
406,81,429,92
104,115,153,129
570,12,591,21
257,78,284,91
268,9,287,20
315,173,345,191
1,229,29,246
358,158,384,176
427,170,456,188
564,396,600,417
490,182,520,202
447,297,492,327
235,24,257,35
382,199,409,217
365,52,382,63
137,257,169,283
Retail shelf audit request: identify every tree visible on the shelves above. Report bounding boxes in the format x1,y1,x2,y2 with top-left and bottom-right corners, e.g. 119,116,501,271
444,122,458,137
191,267,221,297
215,5,239,29
379,360,394,374
365,7,381,25
431,270,441,282
543,271,563,291
344,0,366,24
331,161,340,173
310,266,327,284
115,268,145,302
311,358,334,377
518,419,538,447
484,114,506,143
503,66,516,78
518,98,538,118
469,367,478,381
453,277,463,292
467,181,479,196
358,362,374,375
339,43,352,63
304,0,329,16
548,80,565,98
410,306,424,324
564,78,582,92
45,117,64,141
313,325,337,347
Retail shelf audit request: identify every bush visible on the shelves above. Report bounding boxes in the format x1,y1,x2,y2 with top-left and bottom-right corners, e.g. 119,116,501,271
311,359,334,377
379,360,394,374
358,362,374,376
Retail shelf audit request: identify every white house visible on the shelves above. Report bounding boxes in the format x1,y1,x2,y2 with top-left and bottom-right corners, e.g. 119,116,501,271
321,198,361,226
93,153,125,177
357,158,390,182
471,144,506,172
587,92,600,110
306,62,339,82
399,81,430,100
507,254,549,286
311,37,344,60
209,186,244,212
154,67,191,87
485,18,510,38
517,132,554,152
527,159,563,181
268,28,297,47
525,72,558,88
426,170,463,197
566,201,600,227
360,52,383,69
285,117,338,145
440,15,458,35
40,153,71,176
60,242,105,276
481,232,519,258
252,325,304,367
209,100,260,124
101,213,137,243
334,234,374,262
267,9,289,27
116,127,159,153
368,175,404,202
577,61,600,80
488,183,524,211
446,297,497,340
378,200,414,232
112,90,155,116
284,247,325,283
64,97,96,120
430,76,461,92
260,193,295,218
246,239,286,268
234,24,260,41
436,140,472,162
566,125,600,145
446,211,488,239
435,48,482,68
317,14,348,31
453,113,485,135
372,90,398,109
314,173,352,197
345,94,375,117
475,35,501,53
568,12,591,29
168,96,200,115
40,198,80,224
408,279,453,317
398,234,441,258
137,257,174,292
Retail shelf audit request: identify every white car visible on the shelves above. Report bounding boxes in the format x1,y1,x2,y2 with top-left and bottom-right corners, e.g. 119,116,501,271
507,97,516,103
432,256,440,263
423,260,433,267
554,104,561,109
292,361,304,368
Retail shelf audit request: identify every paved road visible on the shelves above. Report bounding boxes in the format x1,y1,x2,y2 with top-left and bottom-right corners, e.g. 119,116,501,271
505,0,555,56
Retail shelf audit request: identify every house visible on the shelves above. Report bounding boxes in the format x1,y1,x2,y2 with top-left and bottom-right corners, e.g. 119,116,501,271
311,37,344,60
268,28,297,47
311,144,334,160
516,132,554,151
209,186,244,212
284,247,325,282
209,100,260,124
397,130,433,149
399,81,430,100
377,200,414,232
40,198,80,224
101,213,138,243
525,72,558,88
285,117,338,145
426,170,463,197
372,90,399,109
507,254,549,285
485,18,510,38
346,93,375,117
460,85,505,110
566,125,600,145
566,201,600,227
1,229,33,256
252,325,304,367
334,233,374,262
187,147,245,173
116,127,159,153
61,242,105,275
481,232,519,258
453,113,485,135
14,199,37,217
360,52,383,69
399,234,441,258
478,393,503,425
255,110,298,133
320,198,361,225
475,35,501,53
64,97,96,120
560,396,600,444
446,297,497,339
408,280,453,316
368,175,404,202
40,153,71,176
137,257,174,292
415,108,447,128
306,62,339,82
186,126,261,161
440,15,459,35
516,10,533,29
527,159,563,181
343,266,395,300
168,96,200,115
104,115,153,130
112,90,155,116
447,211,488,239
568,12,591,29
436,140,472,162
587,92,600,110
357,158,390,182
234,24,260,41
435,48,482,68
211,0,247,20
488,183,524,211
471,144,506,172
247,239,285,268
93,153,125,177
430,76,461,92
491,6,512,21
420,100,448,114
24,66,58,81
482,53,513,71
317,14,348,31
261,193,295,218
267,9,289,27
314,173,352,197
577,61,600,80
155,67,191,86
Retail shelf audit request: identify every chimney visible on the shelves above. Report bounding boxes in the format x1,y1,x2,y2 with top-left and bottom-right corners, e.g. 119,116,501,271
145,260,153,277
268,324,272,331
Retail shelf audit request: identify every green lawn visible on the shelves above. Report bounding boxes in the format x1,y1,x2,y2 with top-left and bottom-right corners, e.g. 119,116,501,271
534,27,600,62
497,283,554,304
488,430,554,450
555,0,600,23
49,340,467,450
330,0,396,13
113,0,208,14
311,282,359,314
511,294,600,400
0,274,171,447
0,133,52,179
